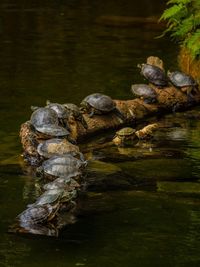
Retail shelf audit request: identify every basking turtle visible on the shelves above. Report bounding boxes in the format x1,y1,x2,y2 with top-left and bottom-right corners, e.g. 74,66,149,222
38,154,86,179
30,107,69,138
113,127,136,146
34,188,72,206
167,70,198,99
46,100,70,130
18,203,59,225
37,138,84,160
63,103,88,129
80,93,125,121
43,177,80,191
131,84,157,103
138,63,168,87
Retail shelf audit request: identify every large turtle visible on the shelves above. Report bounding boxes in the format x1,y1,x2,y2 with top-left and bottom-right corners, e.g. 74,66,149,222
30,107,70,138
131,84,157,103
18,203,59,225
138,63,168,87
167,70,198,100
37,138,84,160
63,103,88,129
80,93,125,121
37,154,86,179
113,127,136,146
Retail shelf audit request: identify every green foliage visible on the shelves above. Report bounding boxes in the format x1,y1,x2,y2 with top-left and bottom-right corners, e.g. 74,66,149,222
160,0,200,59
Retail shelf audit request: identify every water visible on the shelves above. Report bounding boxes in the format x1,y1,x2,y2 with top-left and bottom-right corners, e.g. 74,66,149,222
1,0,200,266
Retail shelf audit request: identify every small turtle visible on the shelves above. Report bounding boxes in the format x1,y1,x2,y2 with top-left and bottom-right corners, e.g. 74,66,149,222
63,103,88,129
45,100,71,130
80,93,125,121
167,70,198,99
131,84,157,104
113,127,136,146
138,63,168,87
30,107,69,137
18,203,59,225
37,138,84,160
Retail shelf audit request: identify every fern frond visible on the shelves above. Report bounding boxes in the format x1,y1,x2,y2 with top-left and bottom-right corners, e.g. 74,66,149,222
184,29,200,58
167,0,191,5
171,15,195,37
160,4,186,21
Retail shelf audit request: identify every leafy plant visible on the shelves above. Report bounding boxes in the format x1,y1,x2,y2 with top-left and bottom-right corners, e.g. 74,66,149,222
160,0,200,59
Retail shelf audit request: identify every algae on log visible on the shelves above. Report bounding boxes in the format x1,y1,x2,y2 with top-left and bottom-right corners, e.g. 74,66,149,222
20,57,200,158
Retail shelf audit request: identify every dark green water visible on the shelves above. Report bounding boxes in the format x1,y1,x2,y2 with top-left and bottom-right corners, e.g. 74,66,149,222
1,1,200,266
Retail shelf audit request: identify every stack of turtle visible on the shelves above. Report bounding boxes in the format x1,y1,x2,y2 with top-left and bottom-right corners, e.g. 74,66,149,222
18,93,125,235
17,101,89,235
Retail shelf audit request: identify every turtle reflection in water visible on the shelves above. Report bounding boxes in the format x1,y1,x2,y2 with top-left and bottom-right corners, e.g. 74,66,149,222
80,93,125,121
113,127,136,146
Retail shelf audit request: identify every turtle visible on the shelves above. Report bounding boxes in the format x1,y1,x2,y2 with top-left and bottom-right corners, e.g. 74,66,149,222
167,70,198,100
43,177,80,191
63,103,88,129
18,203,59,225
34,188,73,206
37,154,85,179
137,63,168,87
80,93,125,121
30,107,70,138
37,138,84,160
131,84,157,104
113,127,136,146
45,100,70,129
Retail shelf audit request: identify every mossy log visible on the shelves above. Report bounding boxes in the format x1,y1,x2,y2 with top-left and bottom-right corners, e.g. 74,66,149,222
20,82,200,158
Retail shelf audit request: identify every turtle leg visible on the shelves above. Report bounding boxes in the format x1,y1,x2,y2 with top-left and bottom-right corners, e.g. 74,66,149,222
114,108,126,121
88,108,95,118
30,106,40,111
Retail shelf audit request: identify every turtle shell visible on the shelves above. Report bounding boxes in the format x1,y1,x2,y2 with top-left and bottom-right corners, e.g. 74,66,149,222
43,177,69,190
37,138,80,158
30,107,58,128
46,102,69,119
35,188,64,205
131,84,157,99
138,63,168,87
168,71,197,88
18,204,56,225
82,93,116,112
30,107,69,137
63,103,80,117
41,155,84,178
116,127,136,137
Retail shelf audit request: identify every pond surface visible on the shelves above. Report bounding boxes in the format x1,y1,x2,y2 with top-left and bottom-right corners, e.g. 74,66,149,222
1,0,200,267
